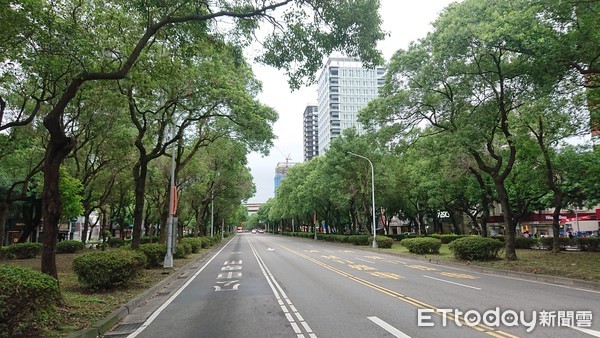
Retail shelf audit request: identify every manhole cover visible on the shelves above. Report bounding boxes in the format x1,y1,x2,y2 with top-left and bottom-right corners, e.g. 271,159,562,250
157,291,171,296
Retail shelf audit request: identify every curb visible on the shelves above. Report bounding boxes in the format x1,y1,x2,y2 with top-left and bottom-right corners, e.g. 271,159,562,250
68,237,233,338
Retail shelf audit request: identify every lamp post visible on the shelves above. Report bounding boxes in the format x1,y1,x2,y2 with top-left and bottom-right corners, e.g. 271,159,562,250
347,152,377,248
163,129,176,268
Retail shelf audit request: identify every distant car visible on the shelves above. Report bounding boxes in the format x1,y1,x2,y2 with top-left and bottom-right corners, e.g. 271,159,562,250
257,229,264,234
251,229,257,234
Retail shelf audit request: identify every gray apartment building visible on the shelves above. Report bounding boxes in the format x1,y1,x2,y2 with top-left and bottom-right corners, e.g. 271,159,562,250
303,104,319,161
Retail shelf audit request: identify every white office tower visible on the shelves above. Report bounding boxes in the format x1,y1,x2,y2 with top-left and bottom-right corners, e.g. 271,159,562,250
317,57,385,154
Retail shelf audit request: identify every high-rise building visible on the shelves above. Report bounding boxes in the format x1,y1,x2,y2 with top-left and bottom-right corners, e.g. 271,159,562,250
317,57,385,154
303,104,319,161
274,160,296,194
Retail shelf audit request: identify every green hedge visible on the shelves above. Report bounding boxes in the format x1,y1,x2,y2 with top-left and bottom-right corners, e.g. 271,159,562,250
400,237,442,254
199,237,211,249
56,240,85,253
4,242,43,259
182,237,202,253
348,235,370,246
138,243,167,268
72,250,146,289
577,237,600,252
107,237,125,248
174,242,191,259
0,264,61,337
140,236,159,244
514,237,539,249
539,237,575,250
370,236,394,248
449,236,503,261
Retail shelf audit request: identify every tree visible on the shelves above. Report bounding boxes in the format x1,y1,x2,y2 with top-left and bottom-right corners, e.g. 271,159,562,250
0,0,384,278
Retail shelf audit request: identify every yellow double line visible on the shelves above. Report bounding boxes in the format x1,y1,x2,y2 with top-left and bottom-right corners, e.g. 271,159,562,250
278,244,518,338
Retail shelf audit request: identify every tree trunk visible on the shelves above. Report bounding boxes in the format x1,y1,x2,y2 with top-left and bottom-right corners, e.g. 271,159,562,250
131,161,148,249
0,201,8,257
495,181,517,260
41,130,75,278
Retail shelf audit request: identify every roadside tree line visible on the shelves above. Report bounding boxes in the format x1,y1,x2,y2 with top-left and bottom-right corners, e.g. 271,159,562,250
0,0,386,280
256,0,599,260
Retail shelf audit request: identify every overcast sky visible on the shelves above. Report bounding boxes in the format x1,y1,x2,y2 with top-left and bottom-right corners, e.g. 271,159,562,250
246,0,457,203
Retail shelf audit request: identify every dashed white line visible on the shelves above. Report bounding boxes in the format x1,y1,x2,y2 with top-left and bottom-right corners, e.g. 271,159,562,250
423,275,481,290
368,316,411,338
355,257,376,264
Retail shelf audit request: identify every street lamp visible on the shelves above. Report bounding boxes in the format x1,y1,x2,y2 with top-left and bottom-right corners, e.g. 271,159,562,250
347,152,377,248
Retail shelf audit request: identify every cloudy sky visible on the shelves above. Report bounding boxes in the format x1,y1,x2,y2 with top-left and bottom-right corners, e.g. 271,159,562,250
246,0,457,203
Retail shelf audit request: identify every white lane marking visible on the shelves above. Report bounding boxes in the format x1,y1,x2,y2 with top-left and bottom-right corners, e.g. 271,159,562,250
423,275,482,290
571,326,600,337
355,257,375,264
249,240,317,337
267,248,275,251
128,239,234,337
368,316,411,338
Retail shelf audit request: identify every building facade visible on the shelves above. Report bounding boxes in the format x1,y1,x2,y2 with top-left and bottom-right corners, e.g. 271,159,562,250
316,57,385,154
303,104,319,161
274,161,296,194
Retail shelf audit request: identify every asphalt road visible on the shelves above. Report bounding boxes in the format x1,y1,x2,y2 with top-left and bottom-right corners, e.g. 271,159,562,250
113,233,600,338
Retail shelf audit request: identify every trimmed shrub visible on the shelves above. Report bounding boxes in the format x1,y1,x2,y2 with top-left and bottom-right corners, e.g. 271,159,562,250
5,242,43,259
173,242,191,259
0,264,61,337
371,236,394,248
514,237,538,249
539,237,575,250
491,235,506,243
348,235,370,246
449,236,503,261
182,237,202,253
1,246,14,259
56,240,85,253
138,243,167,268
400,237,442,254
72,250,146,289
107,237,125,248
140,236,159,244
199,237,211,249
577,237,600,252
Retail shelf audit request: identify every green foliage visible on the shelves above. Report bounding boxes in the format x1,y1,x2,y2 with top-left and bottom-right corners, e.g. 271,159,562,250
539,237,576,250
514,237,539,249
59,167,84,220
371,236,394,248
577,238,600,252
182,237,202,253
199,237,211,249
72,250,146,289
4,242,43,259
0,264,61,337
56,240,85,253
348,235,370,246
107,237,125,248
137,243,167,268
173,242,191,259
140,236,159,244
449,236,503,261
400,237,442,254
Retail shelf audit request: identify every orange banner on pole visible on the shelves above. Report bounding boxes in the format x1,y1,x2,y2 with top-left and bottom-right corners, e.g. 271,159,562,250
171,185,178,215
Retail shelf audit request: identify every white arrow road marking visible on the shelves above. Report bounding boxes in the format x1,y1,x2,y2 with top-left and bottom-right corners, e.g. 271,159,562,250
368,316,411,338
571,326,600,337
423,275,481,290
267,248,275,251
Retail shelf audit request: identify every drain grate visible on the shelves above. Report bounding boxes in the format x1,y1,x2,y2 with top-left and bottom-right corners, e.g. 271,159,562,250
157,290,171,296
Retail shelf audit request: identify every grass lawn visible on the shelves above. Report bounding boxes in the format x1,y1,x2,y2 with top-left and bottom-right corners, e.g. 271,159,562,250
2,248,208,337
380,243,600,282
